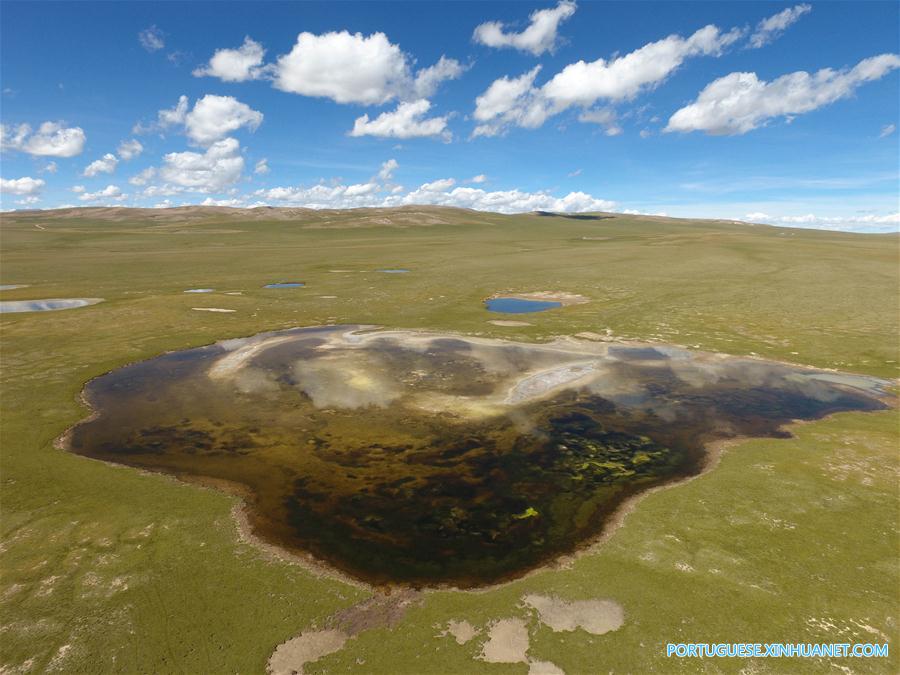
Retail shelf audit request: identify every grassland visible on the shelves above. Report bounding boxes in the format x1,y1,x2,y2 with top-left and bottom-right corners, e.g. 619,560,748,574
1,206,897,673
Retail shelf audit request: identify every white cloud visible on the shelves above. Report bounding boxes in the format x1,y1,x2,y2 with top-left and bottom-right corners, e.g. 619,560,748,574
1,121,86,157
470,174,487,183
71,185,85,193
473,1,577,56
158,137,245,192
472,24,741,135
879,123,896,138
1,123,30,150
272,30,461,105
79,184,126,202
578,107,622,135
666,54,900,135
350,99,451,140
542,24,741,106
193,37,267,82
378,158,398,181
136,95,262,146
0,176,45,196
159,95,188,127
255,182,381,208
255,159,613,214
749,4,811,49
42,161,58,174
274,31,409,104
621,208,668,217
567,168,582,177
743,211,899,233
138,26,165,52
389,183,614,213
129,167,157,186
83,153,118,177
472,66,544,136
201,197,245,207
419,178,457,192
184,95,263,146
254,158,269,175
117,139,143,160
413,56,466,98
133,95,187,135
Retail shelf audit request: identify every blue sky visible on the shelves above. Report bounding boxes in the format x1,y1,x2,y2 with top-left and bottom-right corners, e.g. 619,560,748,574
1,1,898,231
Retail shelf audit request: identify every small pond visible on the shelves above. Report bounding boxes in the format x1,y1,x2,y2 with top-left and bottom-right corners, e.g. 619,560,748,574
264,282,305,288
378,269,410,274
1,298,103,313
486,297,563,313
184,288,215,294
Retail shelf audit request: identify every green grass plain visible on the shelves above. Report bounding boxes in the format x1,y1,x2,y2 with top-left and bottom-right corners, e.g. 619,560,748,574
1,207,897,673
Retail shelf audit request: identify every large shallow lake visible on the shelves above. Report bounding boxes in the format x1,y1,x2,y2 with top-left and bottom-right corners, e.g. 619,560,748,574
67,326,889,587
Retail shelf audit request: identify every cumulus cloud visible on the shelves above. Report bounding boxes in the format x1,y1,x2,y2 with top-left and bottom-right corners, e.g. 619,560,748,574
472,66,544,136
255,182,381,209
254,158,613,214
138,26,165,52
83,153,119,177
472,24,741,135
749,4,811,49
117,139,143,160
1,121,86,157
184,95,263,145
134,95,262,146
0,176,45,196
470,174,487,183
666,54,900,135
879,123,896,138
78,184,126,203
350,99,451,140
542,24,741,106
388,182,614,213
42,161,58,174
473,1,577,56
193,36,267,82
158,137,245,192
274,31,409,104
272,30,462,105
743,211,899,233
254,158,269,174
